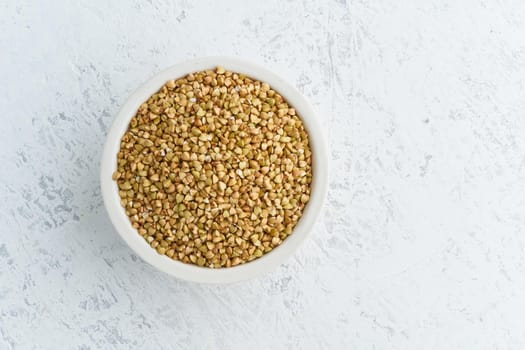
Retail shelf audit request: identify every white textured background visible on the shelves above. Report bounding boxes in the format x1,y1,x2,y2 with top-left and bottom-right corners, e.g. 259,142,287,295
2,1,525,349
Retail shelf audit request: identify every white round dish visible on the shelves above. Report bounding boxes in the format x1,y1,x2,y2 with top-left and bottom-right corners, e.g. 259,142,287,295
100,57,329,283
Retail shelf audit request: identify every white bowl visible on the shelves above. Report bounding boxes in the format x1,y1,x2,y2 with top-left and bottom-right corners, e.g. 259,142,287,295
100,57,329,283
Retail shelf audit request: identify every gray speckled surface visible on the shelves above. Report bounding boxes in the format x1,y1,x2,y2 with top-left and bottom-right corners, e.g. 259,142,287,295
2,1,525,349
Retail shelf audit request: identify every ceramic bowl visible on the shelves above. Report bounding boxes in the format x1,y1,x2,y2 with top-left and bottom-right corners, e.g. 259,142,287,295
100,57,329,283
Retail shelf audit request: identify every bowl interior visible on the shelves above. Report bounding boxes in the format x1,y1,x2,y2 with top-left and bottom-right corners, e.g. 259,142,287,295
100,57,329,283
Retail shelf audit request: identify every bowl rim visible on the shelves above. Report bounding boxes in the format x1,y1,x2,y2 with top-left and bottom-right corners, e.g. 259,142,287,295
100,56,329,283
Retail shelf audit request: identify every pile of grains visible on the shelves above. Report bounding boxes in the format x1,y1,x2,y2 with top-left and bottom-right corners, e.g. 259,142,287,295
113,67,312,268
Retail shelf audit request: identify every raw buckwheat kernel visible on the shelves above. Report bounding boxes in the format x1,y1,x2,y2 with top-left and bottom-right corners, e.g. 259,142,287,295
114,67,312,268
